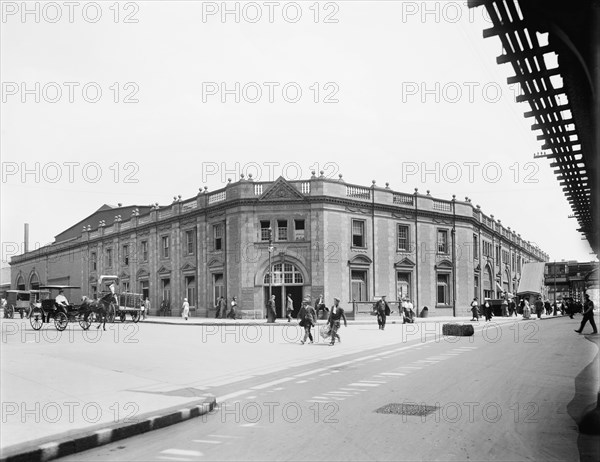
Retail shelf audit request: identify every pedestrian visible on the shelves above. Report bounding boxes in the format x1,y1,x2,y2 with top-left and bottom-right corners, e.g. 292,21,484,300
315,294,326,319
519,298,525,315
181,298,189,321
483,298,492,321
544,299,552,316
406,298,415,321
286,294,293,322
501,296,508,317
328,297,347,346
575,293,598,335
565,300,573,319
376,295,390,330
298,299,316,344
228,296,238,319
508,297,516,317
215,296,227,319
522,299,531,319
143,297,150,320
470,297,479,321
266,294,277,323
534,296,544,319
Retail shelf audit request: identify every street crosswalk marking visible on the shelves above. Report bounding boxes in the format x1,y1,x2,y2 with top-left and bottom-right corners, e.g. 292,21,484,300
208,434,242,439
348,382,380,387
296,380,308,384
192,440,222,444
381,372,405,376
251,377,294,390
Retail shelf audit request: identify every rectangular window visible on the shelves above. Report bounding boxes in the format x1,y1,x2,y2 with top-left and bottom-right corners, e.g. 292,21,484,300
139,280,149,300
351,270,368,301
185,230,195,255
294,219,305,240
213,224,223,251
512,253,516,272
483,241,492,257
106,248,113,268
473,234,479,260
437,273,450,305
397,225,409,251
517,256,521,272
502,250,509,265
141,240,148,262
91,285,97,299
122,281,130,292
437,230,448,254
495,245,501,263
123,245,129,266
161,236,170,259
90,252,97,271
277,220,288,241
474,275,479,299
352,220,365,248
260,220,271,241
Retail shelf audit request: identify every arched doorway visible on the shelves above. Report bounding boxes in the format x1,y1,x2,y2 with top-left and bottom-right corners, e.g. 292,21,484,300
16,274,25,291
29,272,40,290
263,262,304,318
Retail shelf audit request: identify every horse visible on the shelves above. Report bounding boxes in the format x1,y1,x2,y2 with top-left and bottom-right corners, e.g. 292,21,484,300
80,293,114,330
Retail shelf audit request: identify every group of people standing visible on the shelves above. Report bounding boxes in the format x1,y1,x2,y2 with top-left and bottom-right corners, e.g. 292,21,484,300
373,296,416,330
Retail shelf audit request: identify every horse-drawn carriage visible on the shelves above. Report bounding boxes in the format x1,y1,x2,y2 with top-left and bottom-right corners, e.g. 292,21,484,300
97,275,143,323
29,285,89,331
4,289,50,319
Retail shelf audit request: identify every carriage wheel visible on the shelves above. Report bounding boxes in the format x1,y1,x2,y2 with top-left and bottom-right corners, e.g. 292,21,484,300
120,313,126,323
54,311,68,331
5,304,14,319
131,311,141,323
105,303,116,323
30,308,43,330
78,313,91,330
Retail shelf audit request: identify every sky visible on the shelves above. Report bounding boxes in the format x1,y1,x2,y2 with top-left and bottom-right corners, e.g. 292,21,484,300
1,0,596,267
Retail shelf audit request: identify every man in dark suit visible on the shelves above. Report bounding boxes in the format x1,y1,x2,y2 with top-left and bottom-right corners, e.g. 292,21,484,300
315,294,326,319
575,293,598,334
376,295,391,330
328,297,347,346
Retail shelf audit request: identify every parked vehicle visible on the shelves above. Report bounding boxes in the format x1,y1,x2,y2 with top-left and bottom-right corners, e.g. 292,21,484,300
29,285,85,331
4,289,50,319
97,275,143,323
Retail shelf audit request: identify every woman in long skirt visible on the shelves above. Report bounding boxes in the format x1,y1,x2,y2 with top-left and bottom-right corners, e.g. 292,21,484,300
181,298,190,321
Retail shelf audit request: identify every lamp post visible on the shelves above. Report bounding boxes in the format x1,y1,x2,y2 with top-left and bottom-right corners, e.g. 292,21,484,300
268,227,273,300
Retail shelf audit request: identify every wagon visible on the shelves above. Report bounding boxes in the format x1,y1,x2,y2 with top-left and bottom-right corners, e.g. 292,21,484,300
98,275,143,323
4,290,46,319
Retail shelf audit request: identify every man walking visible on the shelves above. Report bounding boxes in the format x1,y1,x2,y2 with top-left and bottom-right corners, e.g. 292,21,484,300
286,294,293,322
376,295,390,330
266,294,277,323
228,296,238,319
315,294,326,319
470,297,480,321
575,293,598,334
143,297,150,320
534,296,544,319
298,298,316,344
328,297,347,346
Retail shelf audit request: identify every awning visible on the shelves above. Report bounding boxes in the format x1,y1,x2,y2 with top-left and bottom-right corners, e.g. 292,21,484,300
517,262,546,295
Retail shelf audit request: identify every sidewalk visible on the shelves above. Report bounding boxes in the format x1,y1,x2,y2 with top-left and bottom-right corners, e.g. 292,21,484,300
0,312,570,462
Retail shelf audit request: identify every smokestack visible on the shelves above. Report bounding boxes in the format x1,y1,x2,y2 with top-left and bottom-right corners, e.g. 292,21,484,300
24,223,29,253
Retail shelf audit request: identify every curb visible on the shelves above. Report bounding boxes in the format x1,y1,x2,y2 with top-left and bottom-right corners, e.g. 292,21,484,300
0,396,216,462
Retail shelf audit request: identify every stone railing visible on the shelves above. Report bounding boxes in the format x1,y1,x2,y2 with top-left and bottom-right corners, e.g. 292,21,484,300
208,191,227,204
181,200,198,212
432,200,452,212
393,193,413,206
138,215,151,224
254,184,263,195
300,182,310,194
346,185,370,199
159,209,173,219
121,221,132,230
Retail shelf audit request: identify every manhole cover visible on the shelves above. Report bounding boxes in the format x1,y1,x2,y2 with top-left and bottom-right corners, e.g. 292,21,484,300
375,403,439,416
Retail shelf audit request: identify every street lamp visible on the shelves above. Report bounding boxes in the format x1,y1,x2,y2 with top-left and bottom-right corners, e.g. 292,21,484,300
268,226,273,300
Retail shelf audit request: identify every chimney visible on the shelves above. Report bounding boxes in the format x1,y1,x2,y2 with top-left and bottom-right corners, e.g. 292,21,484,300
24,223,29,253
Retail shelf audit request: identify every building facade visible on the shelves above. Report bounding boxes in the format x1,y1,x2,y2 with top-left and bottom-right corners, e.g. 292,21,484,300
544,261,599,303
10,175,549,318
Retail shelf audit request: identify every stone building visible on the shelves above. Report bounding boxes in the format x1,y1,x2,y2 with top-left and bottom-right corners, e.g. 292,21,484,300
9,174,548,318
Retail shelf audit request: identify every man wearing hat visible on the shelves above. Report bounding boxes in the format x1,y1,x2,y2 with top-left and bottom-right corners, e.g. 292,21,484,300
328,297,347,346
375,295,391,330
55,289,69,308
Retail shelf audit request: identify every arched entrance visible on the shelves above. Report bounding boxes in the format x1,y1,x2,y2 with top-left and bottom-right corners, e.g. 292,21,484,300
29,272,40,290
263,262,304,318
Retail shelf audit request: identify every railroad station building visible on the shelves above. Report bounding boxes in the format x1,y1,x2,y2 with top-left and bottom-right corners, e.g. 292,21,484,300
9,174,548,318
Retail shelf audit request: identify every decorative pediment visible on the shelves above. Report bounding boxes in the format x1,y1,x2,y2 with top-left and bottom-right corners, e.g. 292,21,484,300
435,259,453,270
259,177,306,202
348,254,373,266
157,265,171,275
119,270,130,280
207,258,223,269
474,263,481,272
181,262,197,273
433,217,453,225
136,268,150,279
345,206,370,215
394,257,415,268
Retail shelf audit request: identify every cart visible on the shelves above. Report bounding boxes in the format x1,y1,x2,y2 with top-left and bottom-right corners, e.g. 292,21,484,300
29,285,84,331
97,275,143,323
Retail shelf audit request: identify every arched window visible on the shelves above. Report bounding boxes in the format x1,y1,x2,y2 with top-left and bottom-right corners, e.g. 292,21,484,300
29,273,40,290
483,265,493,299
16,275,25,290
263,263,304,285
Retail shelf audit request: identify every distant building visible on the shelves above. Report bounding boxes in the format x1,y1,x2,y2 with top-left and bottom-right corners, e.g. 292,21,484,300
544,261,599,302
9,175,548,318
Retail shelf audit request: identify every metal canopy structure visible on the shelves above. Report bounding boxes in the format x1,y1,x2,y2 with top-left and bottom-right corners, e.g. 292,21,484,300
468,0,599,258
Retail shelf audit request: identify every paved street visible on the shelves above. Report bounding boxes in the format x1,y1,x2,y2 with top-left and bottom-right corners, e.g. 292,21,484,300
2,315,598,461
